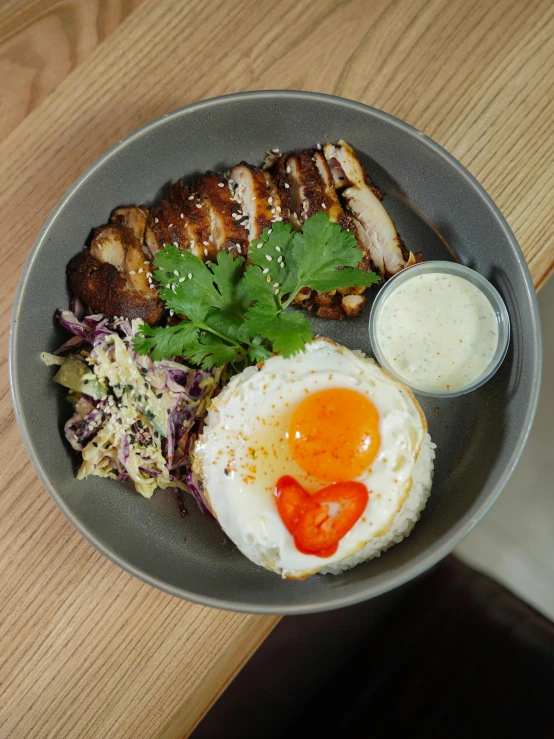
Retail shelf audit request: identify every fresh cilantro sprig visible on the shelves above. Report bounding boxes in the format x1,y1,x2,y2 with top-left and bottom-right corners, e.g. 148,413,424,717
134,212,379,369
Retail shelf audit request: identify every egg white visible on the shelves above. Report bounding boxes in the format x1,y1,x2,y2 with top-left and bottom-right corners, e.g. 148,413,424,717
193,338,429,579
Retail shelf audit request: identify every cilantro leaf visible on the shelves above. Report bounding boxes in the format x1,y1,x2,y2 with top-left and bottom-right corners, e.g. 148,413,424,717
134,322,200,361
249,223,298,296
204,307,245,343
154,246,224,322
209,249,250,318
244,305,312,357
242,264,279,311
290,212,380,293
134,212,380,369
188,333,243,370
247,335,274,364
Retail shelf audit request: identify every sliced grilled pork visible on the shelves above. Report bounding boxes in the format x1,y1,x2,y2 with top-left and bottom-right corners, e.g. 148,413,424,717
262,170,290,226
110,205,149,243
324,140,417,276
67,221,163,324
194,172,248,256
229,163,287,242
146,186,215,261
265,155,299,229
145,199,208,261
271,150,369,320
284,150,323,224
312,151,353,230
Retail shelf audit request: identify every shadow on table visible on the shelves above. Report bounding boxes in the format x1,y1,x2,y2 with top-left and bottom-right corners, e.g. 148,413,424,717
192,556,554,739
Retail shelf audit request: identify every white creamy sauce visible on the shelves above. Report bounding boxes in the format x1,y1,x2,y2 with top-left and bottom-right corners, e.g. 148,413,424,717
376,272,499,392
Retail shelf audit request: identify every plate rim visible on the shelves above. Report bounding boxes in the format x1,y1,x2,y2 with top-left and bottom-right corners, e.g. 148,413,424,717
9,90,543,614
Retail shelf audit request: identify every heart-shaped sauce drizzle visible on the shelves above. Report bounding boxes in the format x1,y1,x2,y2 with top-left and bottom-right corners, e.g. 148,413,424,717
275,475,369,557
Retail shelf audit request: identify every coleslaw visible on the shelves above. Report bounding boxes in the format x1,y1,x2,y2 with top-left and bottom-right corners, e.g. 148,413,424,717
42,308,219,501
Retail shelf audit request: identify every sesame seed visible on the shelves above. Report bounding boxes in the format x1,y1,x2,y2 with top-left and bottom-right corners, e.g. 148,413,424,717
229,178,234,184
180,213,184,218
284,183,290,189
154,217,159,223
273,282,279,287
179,277,185,282
174,270,179,276
276,206,281,212
144,260,150,265
268,228,272,234
268,197,273,204
203,240,209,246
169,309,174,316
286,166,291,174
274,289,280,295
188,195,194,200
188,273,192,279
275,246,281,252
275,216,283,221
263,268,269,274
138,268,143,273
129,270,136,275
173,241,178,247
280,262,285,268
236,245,241,253
257,243,263,249
277,255,283,262
204,248,208,256
321,203,326,209
218,182,225,187
317,143,322,150
265,255,272,261
266,275,271,282
168,223,173,228
272,148,280,153
195,203,202,208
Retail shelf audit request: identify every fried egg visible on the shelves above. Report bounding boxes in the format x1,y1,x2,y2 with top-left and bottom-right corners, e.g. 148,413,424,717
193,338,434,579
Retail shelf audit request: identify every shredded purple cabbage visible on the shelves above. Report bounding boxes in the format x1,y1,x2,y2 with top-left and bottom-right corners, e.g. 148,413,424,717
52,309,220,516
185,469,215,520
70,296,84,320
64,397,105,451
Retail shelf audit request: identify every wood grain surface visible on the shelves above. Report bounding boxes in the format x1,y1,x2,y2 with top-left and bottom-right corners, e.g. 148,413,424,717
0,0,142,142
0,0,553,737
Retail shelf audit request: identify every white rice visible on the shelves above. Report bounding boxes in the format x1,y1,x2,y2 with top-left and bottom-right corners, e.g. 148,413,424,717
320,432,436,575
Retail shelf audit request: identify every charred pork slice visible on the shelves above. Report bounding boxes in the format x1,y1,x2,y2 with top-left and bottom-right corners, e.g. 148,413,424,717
110,205,148,243
324,140,417,277
266,155,300,229
283,149,343,226
68,221,163,324
229,163,288,242
146,192,214,261
274,149,369,320
193,172,248,256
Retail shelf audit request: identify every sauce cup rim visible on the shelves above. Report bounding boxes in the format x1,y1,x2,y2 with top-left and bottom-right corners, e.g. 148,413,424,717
368,260,511,397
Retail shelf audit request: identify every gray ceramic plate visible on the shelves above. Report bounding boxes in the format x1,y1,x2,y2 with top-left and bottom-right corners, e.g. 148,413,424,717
10,91,541,614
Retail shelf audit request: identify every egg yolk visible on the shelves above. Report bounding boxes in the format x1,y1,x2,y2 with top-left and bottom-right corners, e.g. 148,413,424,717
288,388,381,482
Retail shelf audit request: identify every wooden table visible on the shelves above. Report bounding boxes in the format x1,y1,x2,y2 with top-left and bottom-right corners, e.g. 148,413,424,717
0,1,552,736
